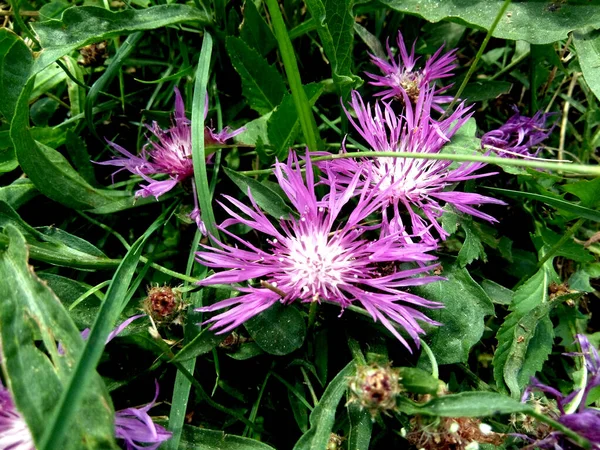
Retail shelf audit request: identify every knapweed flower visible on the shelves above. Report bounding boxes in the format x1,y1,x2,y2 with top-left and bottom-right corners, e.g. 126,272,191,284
196,151,443,350
115,381,172,450
366,31,457,112
520,334,600,449
323,89,505,241
0,382,34,450
481,107,555,158
99,88,243,231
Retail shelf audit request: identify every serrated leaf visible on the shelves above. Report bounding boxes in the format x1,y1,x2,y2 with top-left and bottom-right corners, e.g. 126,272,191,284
538,228,594,264
305,0,359,95
240,0,277,56
398,392,530,417
415,264,494,366
224,167,295,219
32,5,211,69
493,269,554,397
267,83,324,159
457,218,486,267
293,362,355,450
0,226,115,449
380,0,600,45
245,302,306,356
234,112,272,146
562,177,600,208
226,36,286,115
574,28,600,104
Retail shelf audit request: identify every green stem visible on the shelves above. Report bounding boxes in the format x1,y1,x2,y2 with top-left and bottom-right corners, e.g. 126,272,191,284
307,301,319,330
238,150,600,177
527,408,591,449
445,0,512,115
536,218,586,269
264,0,319,151
420,339,439,380
489,50,530,81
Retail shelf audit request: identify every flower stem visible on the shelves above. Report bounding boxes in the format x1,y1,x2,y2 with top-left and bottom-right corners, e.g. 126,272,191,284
264,0,320,151
238,151,600,177
444,0,512,116
420,339,439,380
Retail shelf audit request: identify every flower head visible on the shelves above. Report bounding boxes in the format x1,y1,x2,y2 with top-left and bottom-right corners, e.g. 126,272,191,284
366,31,457,112
115,381,172,450
348,364,401,416
481,107,555,158
520,334,600,449
0,383,35,450
98,88,244,231
196,151,443,350
324,89,505,241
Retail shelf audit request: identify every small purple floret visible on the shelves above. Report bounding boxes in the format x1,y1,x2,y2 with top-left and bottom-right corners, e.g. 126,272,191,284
0,383,34,450
98,88,244,230
323,88,505,242
115,381,172,450
195,151,444,351
481,107,555,158
366,31,457,112
521,334,600,449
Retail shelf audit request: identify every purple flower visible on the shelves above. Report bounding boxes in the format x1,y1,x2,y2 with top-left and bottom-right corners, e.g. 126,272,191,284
99,88,244,231
115,381,172,450
481,107,555,158
196,151,443,351
366,31,457,112
520,334,600,449
324,89,505,241
0,383,34,450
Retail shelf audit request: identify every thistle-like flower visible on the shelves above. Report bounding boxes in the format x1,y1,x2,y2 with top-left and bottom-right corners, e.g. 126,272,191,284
195,152,443,350
0,383,34,450
99,88,244,231
114,381,172,450
520,334,600,449
481,107,555,158
323,89,505,241
366,31,457,111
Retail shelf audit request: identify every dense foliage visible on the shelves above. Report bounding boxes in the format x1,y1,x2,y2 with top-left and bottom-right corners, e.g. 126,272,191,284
0,0,599,449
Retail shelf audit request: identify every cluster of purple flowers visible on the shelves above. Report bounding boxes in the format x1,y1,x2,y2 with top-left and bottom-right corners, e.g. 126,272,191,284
520,334,600,449
95,32,556,354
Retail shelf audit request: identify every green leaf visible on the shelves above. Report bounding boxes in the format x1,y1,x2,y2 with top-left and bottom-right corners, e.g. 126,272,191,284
457,217,487,267
562,177,600,208
0,145,17,173
481,279,514,305
226,36,287,115
0,226,115,449
538,228,594,264
397,367,445,395
177,426,276,449
489,187,600,222
32,5,211,69
460,80,512,102
245,302,306,356
224,167,295,219
398,392,530,417
234,112,272,146
415,264,494,366
293,362,355,450
267,83,324,159
240,0,277,56
29,62,66,100
0,29,33,120
493,269,554,397
347,402,372,450
353,22,385,60
0,178,38,208
304,0,359,95
171,327,225,362
379,0,600,45
574,28,600,103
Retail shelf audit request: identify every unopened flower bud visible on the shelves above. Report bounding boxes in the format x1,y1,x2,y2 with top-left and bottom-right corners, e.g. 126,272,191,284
143,285,184,323
348,364,401,416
